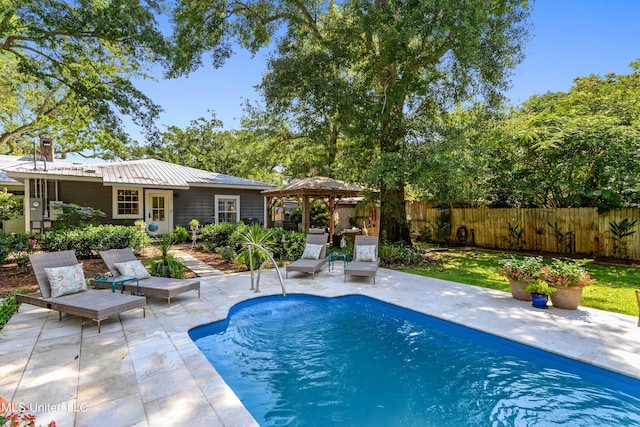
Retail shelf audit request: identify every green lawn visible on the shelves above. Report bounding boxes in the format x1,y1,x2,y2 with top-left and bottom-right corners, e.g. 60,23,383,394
404,249,640,317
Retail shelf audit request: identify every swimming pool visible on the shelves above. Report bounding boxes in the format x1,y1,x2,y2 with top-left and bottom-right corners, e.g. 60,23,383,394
190,294,640,426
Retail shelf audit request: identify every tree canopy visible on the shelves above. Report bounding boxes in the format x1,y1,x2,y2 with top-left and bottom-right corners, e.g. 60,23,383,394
172,0,532,242
0,0,171,158
498,62,640,210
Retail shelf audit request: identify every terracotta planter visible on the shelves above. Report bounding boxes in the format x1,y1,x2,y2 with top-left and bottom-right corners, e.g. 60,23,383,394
509,279,532,301
550,286,583,310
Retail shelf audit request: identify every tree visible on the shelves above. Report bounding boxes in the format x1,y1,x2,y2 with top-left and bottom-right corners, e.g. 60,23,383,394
0,188,22,222
151,111,282,182
409,104,504,208
172,0,531,243
0,0,171,158
503,62,640,210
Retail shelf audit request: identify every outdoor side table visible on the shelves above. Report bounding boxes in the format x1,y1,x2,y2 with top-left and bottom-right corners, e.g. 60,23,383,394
329,253,349,271
94,276,139,295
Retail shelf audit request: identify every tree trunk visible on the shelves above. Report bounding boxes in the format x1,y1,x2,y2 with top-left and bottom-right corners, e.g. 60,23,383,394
378,92,411,244
379,181,411,244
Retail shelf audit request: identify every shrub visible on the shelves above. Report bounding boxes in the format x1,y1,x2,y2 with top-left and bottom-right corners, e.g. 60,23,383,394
54,203,106,229
310,201,330,227
215,245,236,262
39,225,150,258
270,228,305,260
290,207,302,225
200,222,238,251
0,233,17,265
171,226,189,243
379,242,423,267
417,226,432,242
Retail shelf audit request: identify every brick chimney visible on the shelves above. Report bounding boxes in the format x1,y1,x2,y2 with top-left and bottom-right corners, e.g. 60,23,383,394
40,138,54,162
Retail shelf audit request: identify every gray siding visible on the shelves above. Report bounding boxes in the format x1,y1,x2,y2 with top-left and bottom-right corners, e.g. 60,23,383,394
172,187,266,228
55,181,126,225
50,182,265,228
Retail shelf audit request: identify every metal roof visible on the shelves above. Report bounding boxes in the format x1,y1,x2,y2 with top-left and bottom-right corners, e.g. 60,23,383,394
0,155,32,184
1,157,274,190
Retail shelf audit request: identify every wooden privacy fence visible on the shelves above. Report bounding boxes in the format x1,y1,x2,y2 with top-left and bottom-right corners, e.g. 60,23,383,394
405,202,640,260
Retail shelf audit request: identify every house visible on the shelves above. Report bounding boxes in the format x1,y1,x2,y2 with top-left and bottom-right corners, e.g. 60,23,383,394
0,148,274,234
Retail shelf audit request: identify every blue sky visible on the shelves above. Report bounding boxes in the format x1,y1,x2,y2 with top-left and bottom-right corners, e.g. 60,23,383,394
135,0,640,137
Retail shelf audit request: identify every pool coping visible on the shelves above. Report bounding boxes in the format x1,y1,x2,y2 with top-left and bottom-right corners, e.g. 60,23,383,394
1,267,639,426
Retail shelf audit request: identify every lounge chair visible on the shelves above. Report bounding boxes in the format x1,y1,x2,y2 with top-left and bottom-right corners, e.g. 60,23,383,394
16,250,146,332
98,249,200,306
286,234,328,279
344,236,379,284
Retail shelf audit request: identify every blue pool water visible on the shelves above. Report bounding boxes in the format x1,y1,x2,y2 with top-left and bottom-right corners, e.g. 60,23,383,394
189,295,640,426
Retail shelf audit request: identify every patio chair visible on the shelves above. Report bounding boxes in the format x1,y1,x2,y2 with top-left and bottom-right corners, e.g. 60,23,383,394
16,250,146,333
285,234,328,279
344,235,379,284
98,249,200,306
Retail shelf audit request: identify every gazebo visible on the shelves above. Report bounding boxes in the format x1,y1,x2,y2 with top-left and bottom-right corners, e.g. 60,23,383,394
262,176,363,237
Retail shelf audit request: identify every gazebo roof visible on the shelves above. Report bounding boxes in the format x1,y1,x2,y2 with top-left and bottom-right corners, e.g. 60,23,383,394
261,176,362,198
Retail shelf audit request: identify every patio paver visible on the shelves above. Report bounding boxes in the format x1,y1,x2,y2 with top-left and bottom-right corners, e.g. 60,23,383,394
2,253,640,426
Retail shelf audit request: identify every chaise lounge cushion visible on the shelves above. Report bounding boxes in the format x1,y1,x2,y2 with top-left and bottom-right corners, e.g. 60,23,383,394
114,260,151,279
301,243,323,260
355,245,377,262
45,263,88,297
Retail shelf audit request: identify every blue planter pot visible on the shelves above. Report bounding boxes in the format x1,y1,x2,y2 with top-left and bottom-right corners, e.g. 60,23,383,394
531,293,549,309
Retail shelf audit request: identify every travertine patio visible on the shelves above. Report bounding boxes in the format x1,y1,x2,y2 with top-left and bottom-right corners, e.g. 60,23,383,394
1,254,639,426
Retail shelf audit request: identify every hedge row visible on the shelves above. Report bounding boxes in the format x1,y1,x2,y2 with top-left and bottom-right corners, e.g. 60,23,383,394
38,225,151,259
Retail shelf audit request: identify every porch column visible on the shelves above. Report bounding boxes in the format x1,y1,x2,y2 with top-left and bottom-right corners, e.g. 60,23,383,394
23,178,30,232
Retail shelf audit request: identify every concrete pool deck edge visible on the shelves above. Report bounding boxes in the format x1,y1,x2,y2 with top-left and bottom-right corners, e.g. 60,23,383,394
1,266,639,426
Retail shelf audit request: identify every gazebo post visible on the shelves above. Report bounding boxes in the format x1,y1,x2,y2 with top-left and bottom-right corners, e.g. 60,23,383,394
265,196,275,227
302,195,310,234
323,196,337,240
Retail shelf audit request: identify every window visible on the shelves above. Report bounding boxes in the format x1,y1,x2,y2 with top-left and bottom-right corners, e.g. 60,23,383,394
215,195,240,224
112,187,142,219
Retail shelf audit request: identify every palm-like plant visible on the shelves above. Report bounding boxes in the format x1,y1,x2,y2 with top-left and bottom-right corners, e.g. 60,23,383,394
234,225,277,270
609,218,637,259
150,235,185,278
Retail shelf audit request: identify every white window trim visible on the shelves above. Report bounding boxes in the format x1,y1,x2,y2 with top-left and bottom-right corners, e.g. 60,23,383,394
112,186,143,219
214,195,240,224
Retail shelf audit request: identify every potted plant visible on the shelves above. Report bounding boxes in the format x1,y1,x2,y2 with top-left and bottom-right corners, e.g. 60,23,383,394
524,279,556,309
134,219,146,232
540,259,596,310
497,256,543,301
